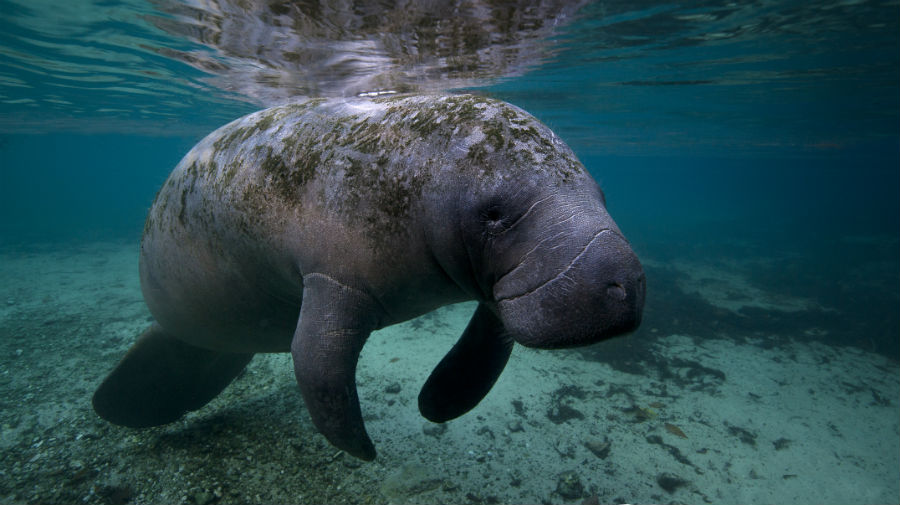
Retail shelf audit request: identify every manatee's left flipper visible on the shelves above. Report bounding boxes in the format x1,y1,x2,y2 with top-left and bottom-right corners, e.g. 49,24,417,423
92,323,254,427
291,273,380,461
418,303,513,423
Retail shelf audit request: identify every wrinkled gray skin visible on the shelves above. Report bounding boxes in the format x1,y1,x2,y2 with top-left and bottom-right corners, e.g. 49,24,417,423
92,94,645,461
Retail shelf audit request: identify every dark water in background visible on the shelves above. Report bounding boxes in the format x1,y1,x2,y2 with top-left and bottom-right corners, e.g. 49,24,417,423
1,0,898,358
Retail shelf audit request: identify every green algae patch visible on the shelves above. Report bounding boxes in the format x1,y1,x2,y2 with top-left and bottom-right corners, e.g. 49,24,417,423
259,145,316,203
150,94,589,248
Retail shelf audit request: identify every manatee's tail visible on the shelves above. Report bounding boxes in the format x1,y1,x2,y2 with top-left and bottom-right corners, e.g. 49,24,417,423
92,323,253,427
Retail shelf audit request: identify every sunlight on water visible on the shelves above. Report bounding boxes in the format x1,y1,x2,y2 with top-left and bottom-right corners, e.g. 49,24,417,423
1,0,897,155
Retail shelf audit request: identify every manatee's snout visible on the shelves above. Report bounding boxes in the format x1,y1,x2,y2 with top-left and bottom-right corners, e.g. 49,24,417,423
495,229,645,349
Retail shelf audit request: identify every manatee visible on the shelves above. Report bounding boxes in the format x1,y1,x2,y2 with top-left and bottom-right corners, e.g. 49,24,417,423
92,93,645,460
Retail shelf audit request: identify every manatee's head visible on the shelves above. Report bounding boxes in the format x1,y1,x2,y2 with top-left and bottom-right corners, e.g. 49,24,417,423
427,96,645,348
475,180,644,348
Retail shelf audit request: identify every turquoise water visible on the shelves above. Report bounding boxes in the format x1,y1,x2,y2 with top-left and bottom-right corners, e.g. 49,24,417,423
1,1,898,504
2,0,897,351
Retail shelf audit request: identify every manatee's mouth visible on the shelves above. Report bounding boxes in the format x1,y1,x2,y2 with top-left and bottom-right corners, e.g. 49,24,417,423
493,227,614,303
492,226,645,348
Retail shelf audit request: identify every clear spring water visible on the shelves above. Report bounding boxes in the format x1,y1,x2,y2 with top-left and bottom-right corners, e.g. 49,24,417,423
0,1,898,503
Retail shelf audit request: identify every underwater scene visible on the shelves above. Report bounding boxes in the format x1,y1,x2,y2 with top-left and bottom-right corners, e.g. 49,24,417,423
1,1,898,504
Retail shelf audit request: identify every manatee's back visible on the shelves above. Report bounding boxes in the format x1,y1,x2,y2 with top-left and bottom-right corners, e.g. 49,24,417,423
137,106,322,352
136,96,459,347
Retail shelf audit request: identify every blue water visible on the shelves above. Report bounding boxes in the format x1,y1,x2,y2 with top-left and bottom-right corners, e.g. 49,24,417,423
1,1,898,503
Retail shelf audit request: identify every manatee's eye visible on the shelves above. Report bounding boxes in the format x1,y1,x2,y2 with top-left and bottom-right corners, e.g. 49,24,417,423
481,205,507,234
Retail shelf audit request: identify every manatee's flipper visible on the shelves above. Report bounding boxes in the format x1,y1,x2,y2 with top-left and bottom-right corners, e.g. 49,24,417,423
418,303,513,423
92,323,253,427
291,273,380,461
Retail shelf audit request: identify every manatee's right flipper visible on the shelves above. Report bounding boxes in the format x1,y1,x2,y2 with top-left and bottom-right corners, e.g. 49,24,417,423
418,303,513,422
92,323,254,427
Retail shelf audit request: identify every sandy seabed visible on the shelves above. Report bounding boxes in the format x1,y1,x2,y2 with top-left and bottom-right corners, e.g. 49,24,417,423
1,240,897,505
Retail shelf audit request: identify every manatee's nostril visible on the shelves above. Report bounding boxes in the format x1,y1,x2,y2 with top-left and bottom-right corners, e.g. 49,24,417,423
606,282,627,301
